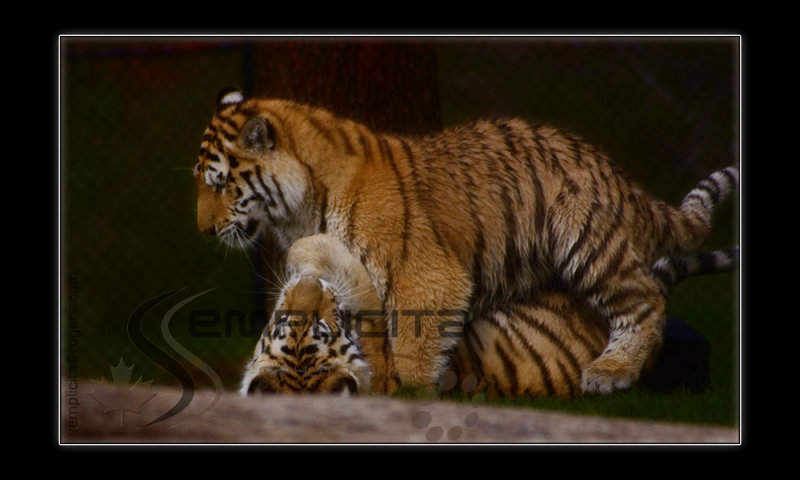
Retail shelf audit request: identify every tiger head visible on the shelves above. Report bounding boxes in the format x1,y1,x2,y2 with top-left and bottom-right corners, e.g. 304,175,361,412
240,274,372,396
194,88,327,250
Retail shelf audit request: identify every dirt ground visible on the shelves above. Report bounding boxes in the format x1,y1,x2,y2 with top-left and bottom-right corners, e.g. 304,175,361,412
59,379,738,445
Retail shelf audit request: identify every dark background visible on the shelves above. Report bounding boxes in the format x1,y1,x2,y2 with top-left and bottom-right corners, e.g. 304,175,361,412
60,36,739,405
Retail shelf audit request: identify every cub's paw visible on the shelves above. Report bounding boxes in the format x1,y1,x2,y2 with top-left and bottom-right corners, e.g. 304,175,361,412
580,358,638,395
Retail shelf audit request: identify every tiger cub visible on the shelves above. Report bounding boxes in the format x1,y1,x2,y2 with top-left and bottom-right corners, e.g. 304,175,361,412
239,234,389,395
196,88,738,393
241,233,738,398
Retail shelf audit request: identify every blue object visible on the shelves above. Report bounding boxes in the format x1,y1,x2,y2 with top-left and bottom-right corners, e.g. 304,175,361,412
639,318,711,393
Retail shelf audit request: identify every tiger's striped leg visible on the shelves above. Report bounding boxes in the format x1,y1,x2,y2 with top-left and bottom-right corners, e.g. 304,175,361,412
390,312,463,389
357,323,402,394
579,263,667,395
387,270,472,389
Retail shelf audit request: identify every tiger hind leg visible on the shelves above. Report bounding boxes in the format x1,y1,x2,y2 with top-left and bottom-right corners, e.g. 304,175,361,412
579,262,668,395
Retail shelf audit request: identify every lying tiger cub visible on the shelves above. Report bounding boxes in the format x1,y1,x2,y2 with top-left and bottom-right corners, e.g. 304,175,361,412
241,234,737,398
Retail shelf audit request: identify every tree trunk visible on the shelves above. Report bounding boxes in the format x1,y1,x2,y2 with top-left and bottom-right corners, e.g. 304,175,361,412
248,38,443,315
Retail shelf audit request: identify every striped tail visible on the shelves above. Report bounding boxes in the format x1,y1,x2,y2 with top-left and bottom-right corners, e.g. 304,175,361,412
660,165,739,253
651,246,739,296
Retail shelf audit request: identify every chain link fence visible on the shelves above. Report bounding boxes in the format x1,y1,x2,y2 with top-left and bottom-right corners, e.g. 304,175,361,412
60,36,739,393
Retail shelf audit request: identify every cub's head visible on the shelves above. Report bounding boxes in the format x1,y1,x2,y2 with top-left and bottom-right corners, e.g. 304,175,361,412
240,275,372,396
194,88,316,249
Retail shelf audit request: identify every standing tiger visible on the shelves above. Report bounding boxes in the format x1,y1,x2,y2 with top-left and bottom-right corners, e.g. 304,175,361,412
240,233,738,397
195,88,738,394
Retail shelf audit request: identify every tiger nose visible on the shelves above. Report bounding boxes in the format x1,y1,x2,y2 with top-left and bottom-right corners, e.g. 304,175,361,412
197,207,217,235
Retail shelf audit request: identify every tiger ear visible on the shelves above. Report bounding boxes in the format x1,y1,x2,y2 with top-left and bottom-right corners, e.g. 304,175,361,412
216,87,244,111
239,117,275,153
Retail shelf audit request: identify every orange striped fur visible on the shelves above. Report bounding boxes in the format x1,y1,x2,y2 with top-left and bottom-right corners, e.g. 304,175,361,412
196,89,737,394
240,234,737,398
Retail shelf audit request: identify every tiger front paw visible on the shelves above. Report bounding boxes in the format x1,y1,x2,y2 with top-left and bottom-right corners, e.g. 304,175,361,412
580,358,638,395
